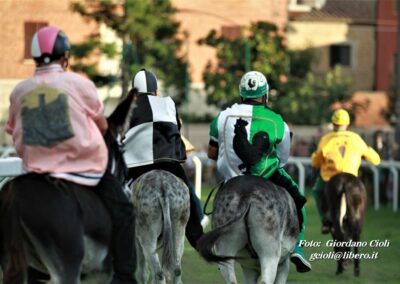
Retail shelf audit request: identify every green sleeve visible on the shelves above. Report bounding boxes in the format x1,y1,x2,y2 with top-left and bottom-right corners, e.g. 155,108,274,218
209,114,220,142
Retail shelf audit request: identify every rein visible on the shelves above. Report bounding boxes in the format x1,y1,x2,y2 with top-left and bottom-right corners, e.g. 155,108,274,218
203,181,224,216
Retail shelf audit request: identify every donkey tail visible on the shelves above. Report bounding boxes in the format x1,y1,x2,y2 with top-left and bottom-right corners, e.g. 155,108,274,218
1,181,28,283
159,189,175,272
197,203,251,263
344,182,365,236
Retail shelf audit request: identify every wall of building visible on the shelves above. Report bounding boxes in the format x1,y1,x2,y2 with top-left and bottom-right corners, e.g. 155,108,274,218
173,0,288,84
0,0,98,145
376,0,397,91
287,21,375,91
0,0,97,79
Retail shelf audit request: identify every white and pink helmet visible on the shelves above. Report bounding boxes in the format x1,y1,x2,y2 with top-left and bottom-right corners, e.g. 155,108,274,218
31,26,70,64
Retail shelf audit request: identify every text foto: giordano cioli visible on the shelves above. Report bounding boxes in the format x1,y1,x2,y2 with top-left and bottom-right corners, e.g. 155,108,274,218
299,239,390,248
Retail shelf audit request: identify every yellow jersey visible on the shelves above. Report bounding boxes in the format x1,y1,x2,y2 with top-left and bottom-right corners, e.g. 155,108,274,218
311,130,380,181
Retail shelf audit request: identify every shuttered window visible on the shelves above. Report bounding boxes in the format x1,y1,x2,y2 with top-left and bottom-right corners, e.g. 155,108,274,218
330,44,351,68
24,22,48,59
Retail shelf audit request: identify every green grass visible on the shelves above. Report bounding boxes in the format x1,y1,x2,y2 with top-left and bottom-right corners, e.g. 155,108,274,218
181,187,400,283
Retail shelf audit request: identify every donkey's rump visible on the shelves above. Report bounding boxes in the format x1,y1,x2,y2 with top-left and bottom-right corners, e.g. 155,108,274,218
131,169,190,284
324,172,366,276
198,175,298,284
0,173,112,283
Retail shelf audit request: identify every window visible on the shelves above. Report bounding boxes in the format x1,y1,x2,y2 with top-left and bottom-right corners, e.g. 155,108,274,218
221,25,241,40
330,44,351,67
24,22,48,59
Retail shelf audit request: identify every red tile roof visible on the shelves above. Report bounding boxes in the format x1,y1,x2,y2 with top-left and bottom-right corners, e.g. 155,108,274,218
293,0,376,24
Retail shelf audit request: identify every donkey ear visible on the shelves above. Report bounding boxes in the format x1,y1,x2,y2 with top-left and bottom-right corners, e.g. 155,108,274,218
107,89,136,129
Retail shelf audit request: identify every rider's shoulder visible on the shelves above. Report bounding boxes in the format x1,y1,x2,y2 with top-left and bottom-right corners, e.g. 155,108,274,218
63,71,94,84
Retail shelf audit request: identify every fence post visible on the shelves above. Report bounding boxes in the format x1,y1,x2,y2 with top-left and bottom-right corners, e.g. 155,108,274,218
389,166,398,212
192,156,202,199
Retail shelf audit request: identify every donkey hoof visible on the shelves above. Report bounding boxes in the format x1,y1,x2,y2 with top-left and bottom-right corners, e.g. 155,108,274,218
336,270,343,275
174,268,182,277
156,271,164,281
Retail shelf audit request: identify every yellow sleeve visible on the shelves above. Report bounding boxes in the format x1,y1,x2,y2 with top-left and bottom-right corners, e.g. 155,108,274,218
363,146,381,165
311,150,323,168
311,134,330,168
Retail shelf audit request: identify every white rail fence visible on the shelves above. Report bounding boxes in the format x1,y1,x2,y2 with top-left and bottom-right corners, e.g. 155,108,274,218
0,153,398,212
0,152,204,201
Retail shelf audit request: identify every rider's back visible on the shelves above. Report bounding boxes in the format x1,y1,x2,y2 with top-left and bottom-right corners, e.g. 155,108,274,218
211,103,285,179
312,130,380,181
6,66,107,184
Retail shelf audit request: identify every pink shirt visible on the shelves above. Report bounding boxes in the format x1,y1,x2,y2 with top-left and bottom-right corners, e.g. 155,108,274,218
5,64,108,185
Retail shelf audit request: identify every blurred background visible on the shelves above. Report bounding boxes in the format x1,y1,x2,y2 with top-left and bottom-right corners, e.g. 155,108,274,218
1,1,400,282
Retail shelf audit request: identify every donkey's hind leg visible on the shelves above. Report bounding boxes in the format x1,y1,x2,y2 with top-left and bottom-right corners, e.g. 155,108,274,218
135,238,150,284
274,258,290,284
215,222,247,284
23,225,84,284
218,260,237,284
250,232,280,284
137,229,166,284
171,217,187,284
241,265,259,284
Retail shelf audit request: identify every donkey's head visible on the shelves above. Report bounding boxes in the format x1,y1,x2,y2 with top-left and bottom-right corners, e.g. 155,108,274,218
104,90,136,182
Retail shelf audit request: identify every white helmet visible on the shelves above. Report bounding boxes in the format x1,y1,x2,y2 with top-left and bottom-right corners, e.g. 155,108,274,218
239,71,269,100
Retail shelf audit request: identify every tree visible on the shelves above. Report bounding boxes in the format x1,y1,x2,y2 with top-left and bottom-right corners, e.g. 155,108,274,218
70,0,187,102
199,21,352,125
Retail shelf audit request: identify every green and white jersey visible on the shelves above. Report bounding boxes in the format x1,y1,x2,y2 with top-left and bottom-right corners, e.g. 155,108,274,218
209,103,290,180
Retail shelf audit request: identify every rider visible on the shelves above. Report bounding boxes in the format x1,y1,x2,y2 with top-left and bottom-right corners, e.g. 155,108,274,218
207,71,312,273
122,68,204,250
311,108,380,234
5,26,136,284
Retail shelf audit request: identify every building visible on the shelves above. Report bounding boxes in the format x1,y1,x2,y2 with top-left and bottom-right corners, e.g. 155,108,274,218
0,0,122,145
0,0,395,146
376,0,398,91
287,0,377,92
0,0,290,146
172,0,288,118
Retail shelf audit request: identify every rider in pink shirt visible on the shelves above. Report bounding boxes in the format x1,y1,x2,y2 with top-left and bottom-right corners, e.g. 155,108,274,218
5,26,136,284
6,64,107,185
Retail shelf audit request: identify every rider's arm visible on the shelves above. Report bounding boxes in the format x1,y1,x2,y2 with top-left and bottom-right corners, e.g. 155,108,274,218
359,136,381,165
208,114,220,160
95,116,108,135
311,135,327,168
208,145,218,160
363,146,381,165
5,87,19,135
311,150,323,168
276,122,291,167
79,78,108,135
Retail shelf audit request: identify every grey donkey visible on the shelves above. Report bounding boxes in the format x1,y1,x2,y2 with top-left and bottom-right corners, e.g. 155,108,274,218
197,175,299,284
130,169,190,284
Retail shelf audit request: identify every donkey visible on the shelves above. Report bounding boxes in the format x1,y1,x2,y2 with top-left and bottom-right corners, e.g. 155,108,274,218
130,170,190,284
0,104,131,283
197,175,299,284
322,172,367,276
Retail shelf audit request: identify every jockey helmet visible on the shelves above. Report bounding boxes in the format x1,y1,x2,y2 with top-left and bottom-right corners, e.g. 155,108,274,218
331,109,350,126
132,69,158,94
31,26,70,64
239,71,269,100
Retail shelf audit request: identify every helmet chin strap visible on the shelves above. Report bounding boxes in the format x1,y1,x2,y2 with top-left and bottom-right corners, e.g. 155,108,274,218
61,56,69,70
263,94,268,107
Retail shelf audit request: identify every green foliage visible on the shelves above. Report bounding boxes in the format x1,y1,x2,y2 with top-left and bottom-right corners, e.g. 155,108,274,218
200,21,353,125
70,0,187,101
